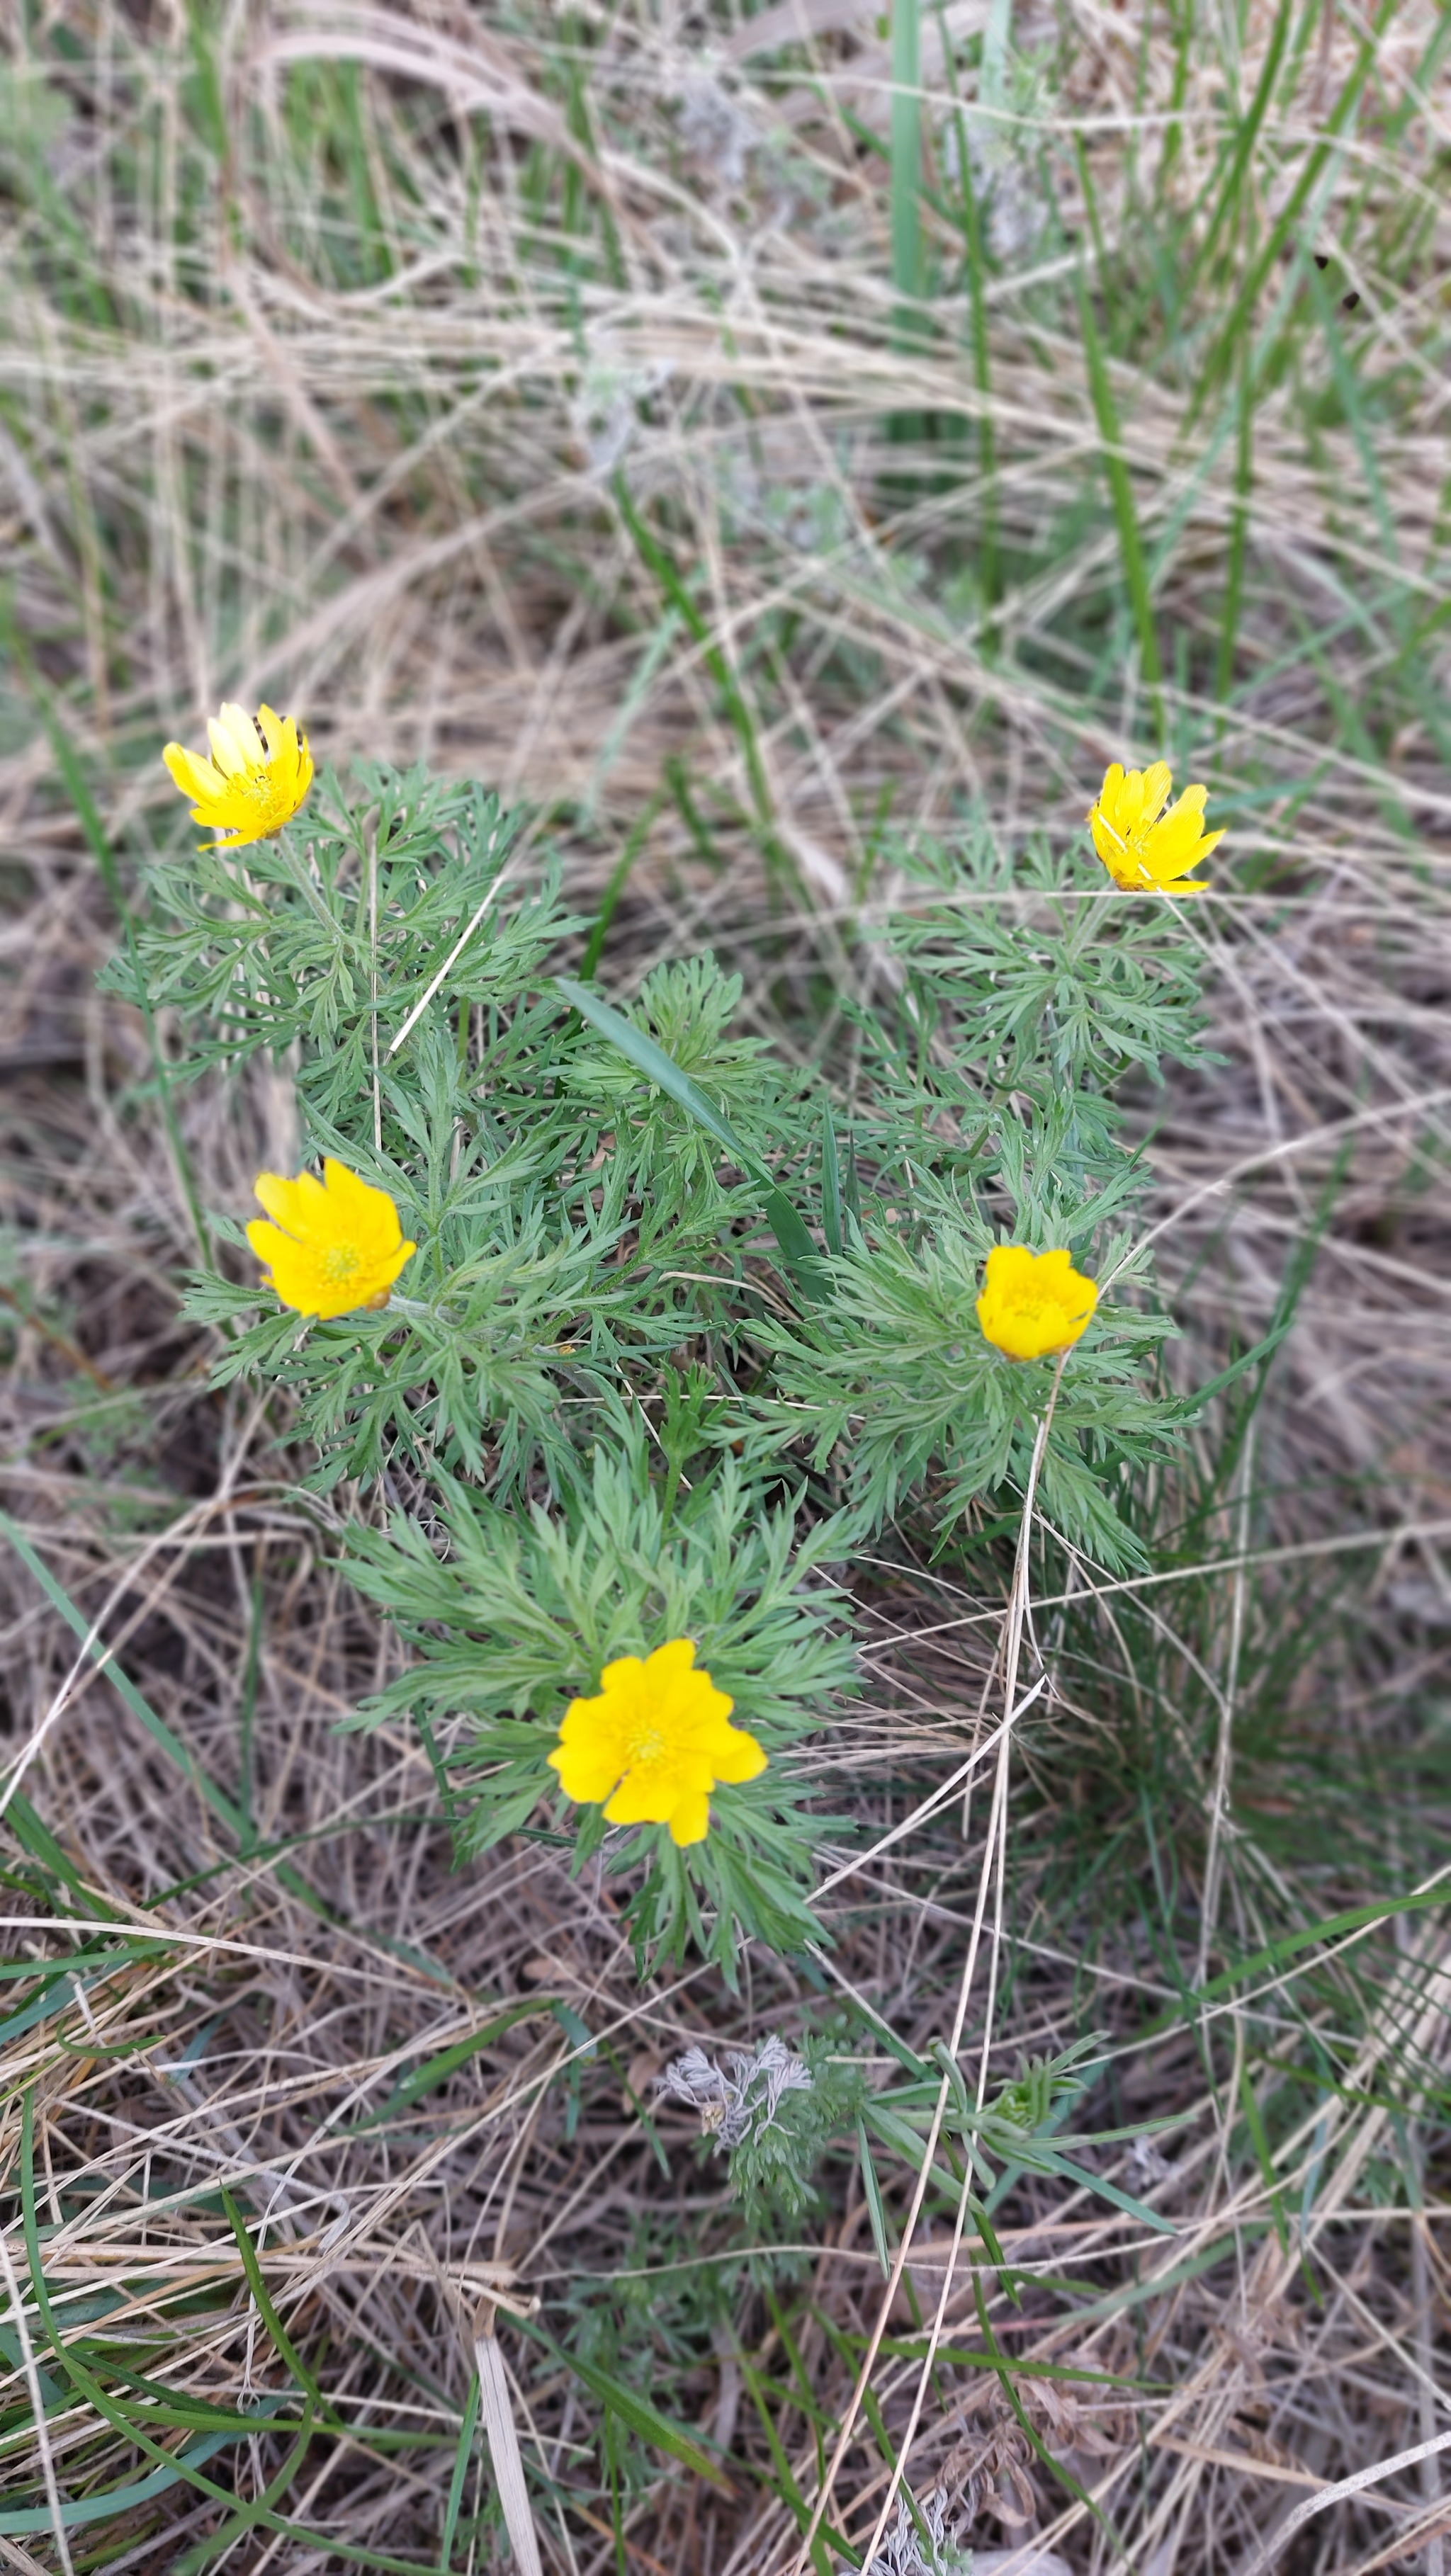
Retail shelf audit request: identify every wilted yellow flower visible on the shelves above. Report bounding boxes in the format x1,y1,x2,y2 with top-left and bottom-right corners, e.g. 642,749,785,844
245,1159,416,1320
1088,761,1223,895
977,1244,1097,1363
163,702,313,850
548,1639,767,1849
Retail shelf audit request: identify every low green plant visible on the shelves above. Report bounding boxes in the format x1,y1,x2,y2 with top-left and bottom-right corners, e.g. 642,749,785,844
659,2026,871,2218
109,739,1226,1973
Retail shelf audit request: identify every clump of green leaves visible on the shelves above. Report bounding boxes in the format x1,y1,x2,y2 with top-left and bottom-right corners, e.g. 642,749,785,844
862,2029,1182,2265
118,751,1216,1971
345,1426,856,1975
658,2026,869,2218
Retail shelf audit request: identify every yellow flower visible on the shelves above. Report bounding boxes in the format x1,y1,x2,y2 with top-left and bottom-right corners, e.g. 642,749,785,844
976,1244,1097,1363
1087,761,1223,895
245,1159,416,1320
548,1639,767,1849
163,702,314,850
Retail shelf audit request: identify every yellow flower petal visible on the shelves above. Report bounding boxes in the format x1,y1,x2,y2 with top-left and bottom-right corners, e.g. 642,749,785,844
976,1244,1098,1363
707,1725,769,1786
244,1225,335,1319
1132,761,1173,832
162,742,225,805
320,1156,404,1254
667,1791,711,1847
638,1638,699,1687
548,1730,627,1805
244,1218,298,1273
208,704,256,776
254,1169,322,1234
605,1756,713,1828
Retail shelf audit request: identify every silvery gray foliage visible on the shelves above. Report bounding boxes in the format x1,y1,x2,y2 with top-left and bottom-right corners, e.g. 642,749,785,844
657,2033,813,2150
571,351,675,479
677,71,758,192
864,2493,973,2575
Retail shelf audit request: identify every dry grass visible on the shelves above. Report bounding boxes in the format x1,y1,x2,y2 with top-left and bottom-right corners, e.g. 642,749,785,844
2,4,1450,2571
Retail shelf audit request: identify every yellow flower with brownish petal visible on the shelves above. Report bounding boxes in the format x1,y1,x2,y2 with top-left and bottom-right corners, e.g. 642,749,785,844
245,1159,416,1321
548,1640,767,1849
1087,760,1224,895
976,1244,1097,1363
162,702,314,851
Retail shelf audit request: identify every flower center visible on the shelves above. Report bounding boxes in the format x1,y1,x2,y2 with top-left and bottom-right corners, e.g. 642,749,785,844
627,1726,666,1766
320,1243,362,1284
233,756,295,831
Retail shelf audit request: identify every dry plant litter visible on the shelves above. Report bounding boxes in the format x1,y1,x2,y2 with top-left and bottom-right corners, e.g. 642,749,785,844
1,5,1450,2574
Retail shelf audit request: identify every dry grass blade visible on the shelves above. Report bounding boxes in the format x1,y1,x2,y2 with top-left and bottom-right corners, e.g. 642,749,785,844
1238,2429,1451,2576
473,2298,545,2576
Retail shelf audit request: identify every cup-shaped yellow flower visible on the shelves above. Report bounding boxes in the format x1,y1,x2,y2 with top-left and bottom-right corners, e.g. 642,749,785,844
976,1244,1098,1363
1087,761,1223,895
163,702,314,851
246,1159,416,1321
548,1639,767,1849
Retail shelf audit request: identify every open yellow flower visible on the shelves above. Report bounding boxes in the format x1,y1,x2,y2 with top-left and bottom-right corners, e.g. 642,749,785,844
245,1160,416,1321
548,1640,767,1849
977,1244,1097,1363
163,702,313,850
1088,761,1223,895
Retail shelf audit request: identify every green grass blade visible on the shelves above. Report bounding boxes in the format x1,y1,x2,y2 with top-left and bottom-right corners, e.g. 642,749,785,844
0,1511,448,1980
222,2192,332,2414
1033,2149,1178,2234
5,1788,118,1910
556,977,763,1172
856,2124,893,2283
822,1107,844,1257
890,0,922,311
970,2276,1127,2549
528,2327,726,2487
0,1507,252,1846
955,157,997,602
1127,1886,1451,2041
1238,2067,1292,2252
1076,275,1164,737
1189,0,1399,421
350,2000,548,2130
736,2358,844,2571
1185,0,1297,296
0,2435,242,2538
439,2376,481,2574
844,1135,863,1238
609,475,789,880
1215,336,1255,705
580,788,667,978
555,977,827,1298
